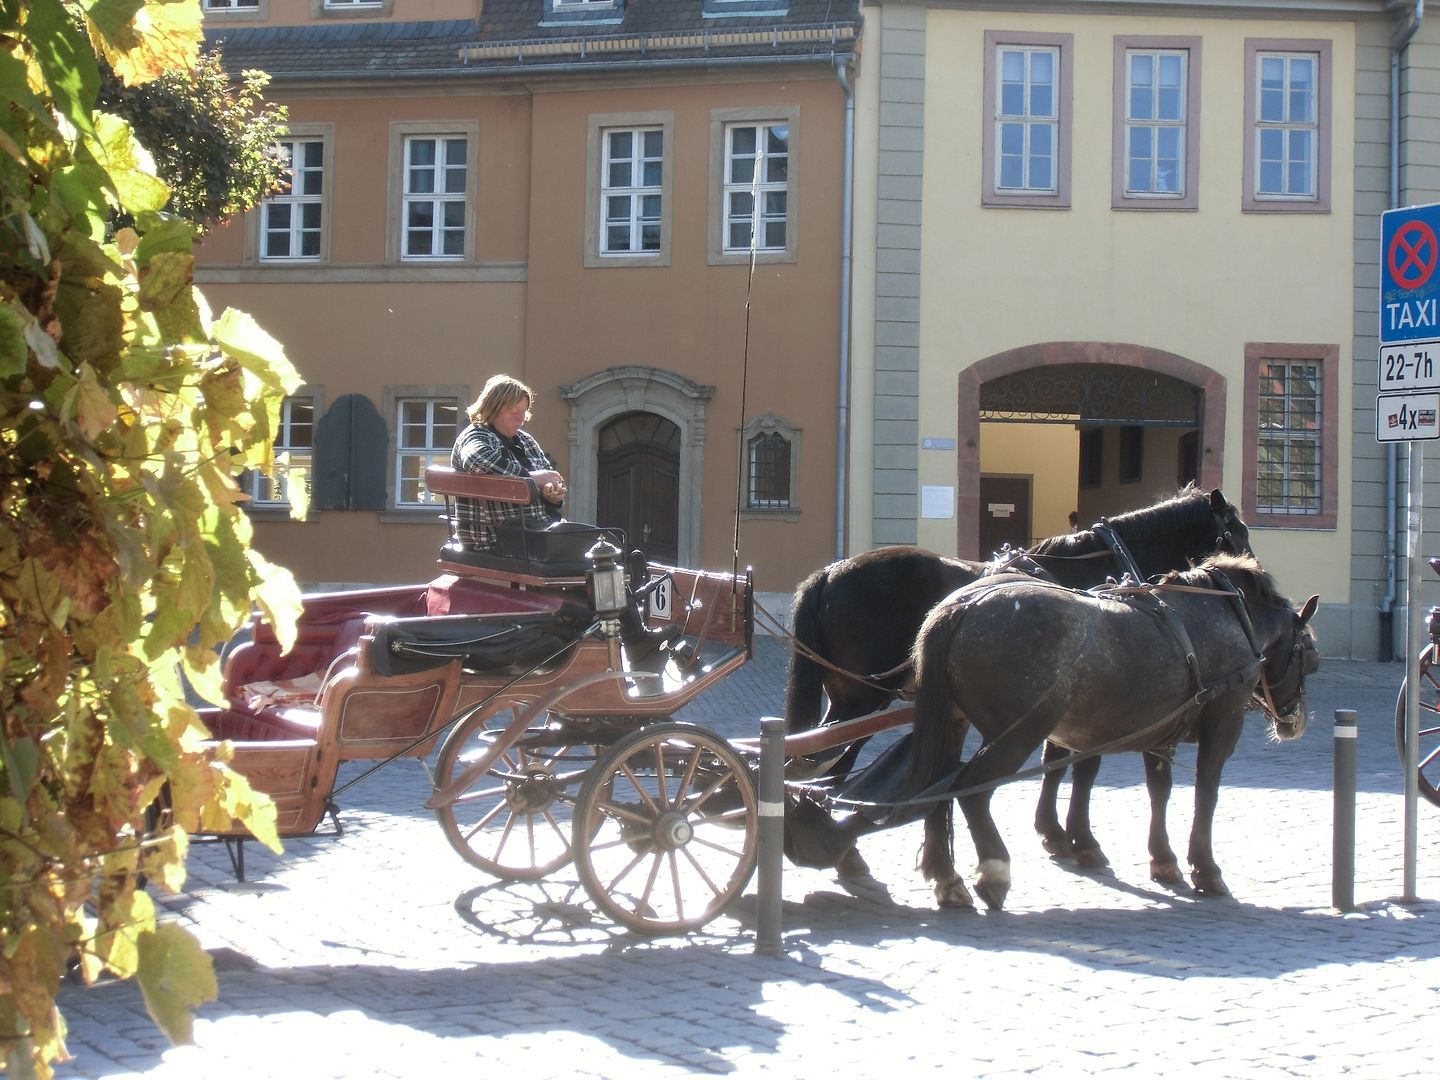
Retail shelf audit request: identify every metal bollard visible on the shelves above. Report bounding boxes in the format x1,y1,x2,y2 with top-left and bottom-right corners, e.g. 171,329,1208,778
1332,708,1357,913
754,716,785,956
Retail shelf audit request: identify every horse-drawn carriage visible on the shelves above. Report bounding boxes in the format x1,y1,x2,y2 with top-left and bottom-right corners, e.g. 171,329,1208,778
193,479,1318,932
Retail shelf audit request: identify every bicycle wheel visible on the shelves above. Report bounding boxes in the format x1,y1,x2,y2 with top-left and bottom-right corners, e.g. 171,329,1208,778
1394,643,1440,808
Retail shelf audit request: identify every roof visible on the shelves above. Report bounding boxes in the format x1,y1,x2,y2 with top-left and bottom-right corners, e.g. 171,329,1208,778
207,0,862,80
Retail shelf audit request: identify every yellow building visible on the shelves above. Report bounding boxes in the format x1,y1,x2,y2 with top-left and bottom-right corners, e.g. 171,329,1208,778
848,0,1440,660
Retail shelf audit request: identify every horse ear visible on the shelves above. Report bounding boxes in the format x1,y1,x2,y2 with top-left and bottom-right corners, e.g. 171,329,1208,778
1209,489,1226,512
1298,594,1320,625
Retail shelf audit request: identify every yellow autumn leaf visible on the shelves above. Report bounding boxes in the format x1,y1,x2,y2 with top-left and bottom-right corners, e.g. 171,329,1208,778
87,0,203,88
70,362,118,440
135,923,216,1046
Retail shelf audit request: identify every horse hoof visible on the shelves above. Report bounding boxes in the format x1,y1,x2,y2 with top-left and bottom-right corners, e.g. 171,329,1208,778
1150,860,1184,886
975,879,1008,911
1038,830,1068,857
975,858,1010,910
836,847,872,880
1192,870,1230,896
1073,846,1110,869
935,880,975,909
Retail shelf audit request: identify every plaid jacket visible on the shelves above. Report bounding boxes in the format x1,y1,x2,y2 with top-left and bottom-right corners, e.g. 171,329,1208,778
450,423,556,548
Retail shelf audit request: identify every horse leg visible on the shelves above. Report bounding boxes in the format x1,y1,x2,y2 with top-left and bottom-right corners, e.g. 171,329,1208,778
1188,715,1244,896
1033,741,1069,856
919,801,973,908
1144,750,1183,886
1063,754,1109,868
955,735,1047,911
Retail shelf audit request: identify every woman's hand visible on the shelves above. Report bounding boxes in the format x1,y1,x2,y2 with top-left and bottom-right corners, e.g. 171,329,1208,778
533,469,566,505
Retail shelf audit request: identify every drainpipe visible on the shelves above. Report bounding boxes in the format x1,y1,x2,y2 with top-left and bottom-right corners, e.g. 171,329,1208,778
834,55,855,561
1382,0,1425,662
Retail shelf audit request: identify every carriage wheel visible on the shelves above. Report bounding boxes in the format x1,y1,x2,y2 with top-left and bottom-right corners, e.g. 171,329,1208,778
433,699,596,880
1395,643,1440,809
571,723,758,934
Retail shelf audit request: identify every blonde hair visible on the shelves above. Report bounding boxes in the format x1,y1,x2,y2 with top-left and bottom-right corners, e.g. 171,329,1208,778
467,374,534,425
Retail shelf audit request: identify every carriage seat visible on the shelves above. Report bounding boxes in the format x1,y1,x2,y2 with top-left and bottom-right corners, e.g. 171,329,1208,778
366,610,590,678
425,466,624,579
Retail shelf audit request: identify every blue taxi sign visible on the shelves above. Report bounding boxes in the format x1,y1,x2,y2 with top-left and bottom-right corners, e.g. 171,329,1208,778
1381,203,1440,348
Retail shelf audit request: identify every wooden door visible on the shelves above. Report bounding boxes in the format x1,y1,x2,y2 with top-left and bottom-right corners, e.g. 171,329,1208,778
597,413,680,564
978,474,1032,560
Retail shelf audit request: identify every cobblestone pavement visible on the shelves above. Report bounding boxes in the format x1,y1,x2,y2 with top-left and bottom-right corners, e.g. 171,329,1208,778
53,639,1440,1079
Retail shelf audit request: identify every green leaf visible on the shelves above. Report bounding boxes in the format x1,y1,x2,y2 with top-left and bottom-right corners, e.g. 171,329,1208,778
135,923,216,1046
27,0,100,140
0,735,40,802
91,111,169,213
0,302,26,378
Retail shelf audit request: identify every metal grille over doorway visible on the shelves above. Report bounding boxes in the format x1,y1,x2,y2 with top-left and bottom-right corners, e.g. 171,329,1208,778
980,364,1200,425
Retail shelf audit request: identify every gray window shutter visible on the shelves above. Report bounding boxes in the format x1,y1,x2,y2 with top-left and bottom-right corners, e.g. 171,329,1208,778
313,394,388,510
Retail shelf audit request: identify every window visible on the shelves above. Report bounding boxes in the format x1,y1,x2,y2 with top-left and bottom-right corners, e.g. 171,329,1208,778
983,31,1072,209
1242,343,1338,530
725,123,788,252
1243,39,1331,213
1118,426,1143,483
261,137,326,261
242,396,316,509
394,398,458,508
402,136,468,260
740,414,800,515
602,128,663,255
1078,427,1102,488
204,0,260,10
749,433,791,508
586,113,672,267
710,108,798,265
1113,37,1201,210
311,0,392,13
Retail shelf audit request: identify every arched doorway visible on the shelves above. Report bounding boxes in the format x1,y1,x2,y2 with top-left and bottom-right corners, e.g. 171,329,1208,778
559,366,715,568
957,344,1227,560
597,412,681,564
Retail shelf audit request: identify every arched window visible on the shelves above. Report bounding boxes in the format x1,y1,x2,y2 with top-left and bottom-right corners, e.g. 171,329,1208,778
741,413,801,515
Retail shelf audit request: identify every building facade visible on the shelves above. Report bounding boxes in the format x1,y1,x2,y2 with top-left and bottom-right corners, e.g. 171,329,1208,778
847,0,1440,660
198,0,861,597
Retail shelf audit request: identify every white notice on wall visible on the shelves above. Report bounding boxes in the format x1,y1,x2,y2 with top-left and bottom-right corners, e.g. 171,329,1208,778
921,485,955,519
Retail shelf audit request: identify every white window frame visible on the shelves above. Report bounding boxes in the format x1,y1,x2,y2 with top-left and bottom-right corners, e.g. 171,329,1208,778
387,122,477,264
260,134,329,263
311,0,391,14
243,393,318,511
602,127,663,256
585,112,672,267
709,108,798,265
389,393,461,510
1112,37,1201,210
982,30,1072,209
203,0,265,16
1243,39,1331,213
725,122,788,254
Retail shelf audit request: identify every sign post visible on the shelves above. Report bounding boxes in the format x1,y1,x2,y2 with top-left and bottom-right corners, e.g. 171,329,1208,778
1380,202,1440,901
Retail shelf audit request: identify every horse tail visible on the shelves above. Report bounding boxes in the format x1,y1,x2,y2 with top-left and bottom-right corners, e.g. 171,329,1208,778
784,565,829,733
908,599,968,791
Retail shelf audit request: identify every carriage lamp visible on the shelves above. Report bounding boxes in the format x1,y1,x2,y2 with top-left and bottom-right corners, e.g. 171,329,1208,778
586,537,628,624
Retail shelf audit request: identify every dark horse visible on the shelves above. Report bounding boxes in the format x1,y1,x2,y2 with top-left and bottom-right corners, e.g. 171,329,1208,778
908,553,1319,910
784,486,1251,871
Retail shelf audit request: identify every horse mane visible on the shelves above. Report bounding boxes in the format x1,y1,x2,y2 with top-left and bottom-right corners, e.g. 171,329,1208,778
1163,552,1287,613
1029,485,1219,569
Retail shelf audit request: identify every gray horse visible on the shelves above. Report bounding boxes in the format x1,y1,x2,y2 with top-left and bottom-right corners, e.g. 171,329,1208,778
908,553,1319,911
